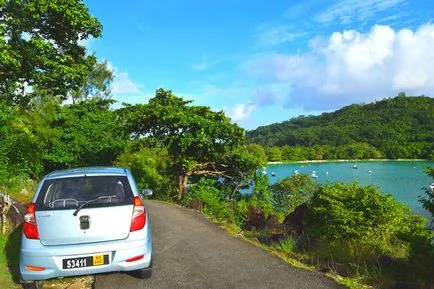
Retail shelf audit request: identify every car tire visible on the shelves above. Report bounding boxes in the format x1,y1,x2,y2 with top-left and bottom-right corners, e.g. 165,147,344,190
134,254,153,279
137,268,152,279
22,281,44,289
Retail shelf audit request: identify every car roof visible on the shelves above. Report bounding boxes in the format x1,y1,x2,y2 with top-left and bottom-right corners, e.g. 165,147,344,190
44,167,128,180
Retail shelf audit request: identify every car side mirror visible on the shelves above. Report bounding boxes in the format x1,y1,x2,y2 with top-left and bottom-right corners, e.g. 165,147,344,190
141,189,153,196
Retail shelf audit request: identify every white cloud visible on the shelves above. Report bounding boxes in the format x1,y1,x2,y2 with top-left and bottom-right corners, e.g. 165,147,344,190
111,72,141,94
228,103,256,122
245,24,434,110
107,62,141,95
256,24,306,46
317,0,407,24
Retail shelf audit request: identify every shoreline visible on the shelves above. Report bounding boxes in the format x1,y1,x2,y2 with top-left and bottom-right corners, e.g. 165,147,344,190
267,159,430,165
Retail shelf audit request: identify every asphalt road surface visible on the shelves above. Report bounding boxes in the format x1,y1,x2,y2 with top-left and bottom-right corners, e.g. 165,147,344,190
94,200,344,289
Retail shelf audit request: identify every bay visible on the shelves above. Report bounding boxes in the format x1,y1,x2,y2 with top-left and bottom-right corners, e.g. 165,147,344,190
265,160,434,218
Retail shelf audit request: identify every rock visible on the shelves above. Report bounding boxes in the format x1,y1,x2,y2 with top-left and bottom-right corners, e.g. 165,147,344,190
0,192,25,234
282,203,309,234
188,199,203,211
244,207,266,230
266,214,281,230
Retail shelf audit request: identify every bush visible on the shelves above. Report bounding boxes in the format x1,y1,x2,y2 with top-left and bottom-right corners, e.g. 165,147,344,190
184,178,235,222
271,174,317,214
308,182,430,262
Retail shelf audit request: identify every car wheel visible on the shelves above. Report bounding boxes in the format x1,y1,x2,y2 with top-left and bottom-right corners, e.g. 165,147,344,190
137,268,152,279
134,254,153,279
22,281,44,289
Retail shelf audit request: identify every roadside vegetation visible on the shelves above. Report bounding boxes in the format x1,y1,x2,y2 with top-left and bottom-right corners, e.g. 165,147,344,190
1,1,434,289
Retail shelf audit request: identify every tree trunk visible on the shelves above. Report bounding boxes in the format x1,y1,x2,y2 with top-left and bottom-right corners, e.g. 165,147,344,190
176,173,190,202
177,174,184,201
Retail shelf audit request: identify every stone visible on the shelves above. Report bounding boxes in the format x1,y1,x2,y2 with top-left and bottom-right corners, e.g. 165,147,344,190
244,206,266,230
282,203,309,234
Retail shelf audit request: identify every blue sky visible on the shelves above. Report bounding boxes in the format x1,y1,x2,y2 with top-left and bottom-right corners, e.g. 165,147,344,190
84,0,434,129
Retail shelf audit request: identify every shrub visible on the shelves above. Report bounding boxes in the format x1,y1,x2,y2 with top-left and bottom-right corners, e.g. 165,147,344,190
308,182,430,262
271,174,317,214
185,178,235,222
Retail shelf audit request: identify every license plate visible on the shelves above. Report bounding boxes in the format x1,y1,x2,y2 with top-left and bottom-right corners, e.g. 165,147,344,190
62,254,109,269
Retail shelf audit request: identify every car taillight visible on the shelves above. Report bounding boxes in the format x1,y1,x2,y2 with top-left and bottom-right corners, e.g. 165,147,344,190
130,196,146,232
23,203,39,239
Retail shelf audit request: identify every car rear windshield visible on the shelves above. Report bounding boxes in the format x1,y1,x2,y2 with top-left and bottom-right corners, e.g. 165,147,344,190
35,175,134,211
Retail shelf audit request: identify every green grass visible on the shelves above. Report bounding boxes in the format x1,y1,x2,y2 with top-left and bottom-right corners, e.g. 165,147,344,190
275,237,296,254
0,229,22,289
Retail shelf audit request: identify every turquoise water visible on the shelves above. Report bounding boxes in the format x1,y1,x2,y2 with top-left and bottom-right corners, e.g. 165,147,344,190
266,161,434,218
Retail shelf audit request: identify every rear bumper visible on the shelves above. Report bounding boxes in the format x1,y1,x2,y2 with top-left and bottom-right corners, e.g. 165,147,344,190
20,234,152,281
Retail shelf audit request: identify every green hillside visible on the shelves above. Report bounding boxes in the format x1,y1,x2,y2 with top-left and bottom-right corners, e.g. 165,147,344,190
246,95,434,160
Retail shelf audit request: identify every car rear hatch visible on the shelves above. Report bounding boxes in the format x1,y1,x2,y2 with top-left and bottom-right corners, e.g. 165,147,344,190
34,175,136,246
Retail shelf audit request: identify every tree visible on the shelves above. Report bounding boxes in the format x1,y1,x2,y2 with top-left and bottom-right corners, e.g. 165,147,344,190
0,102,42,189
70,59,113,103
265,147,282,162
121,88,256,200
0,0,102,106
246,144,267,167
43,98,128,171
115,143,174,200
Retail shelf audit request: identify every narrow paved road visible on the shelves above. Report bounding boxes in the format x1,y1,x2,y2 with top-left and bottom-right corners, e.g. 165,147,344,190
95,200,344,289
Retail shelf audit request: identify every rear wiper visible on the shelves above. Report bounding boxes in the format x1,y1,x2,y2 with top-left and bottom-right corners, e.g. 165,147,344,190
73,197,107,216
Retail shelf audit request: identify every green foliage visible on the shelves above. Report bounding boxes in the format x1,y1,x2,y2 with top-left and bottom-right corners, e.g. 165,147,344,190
308,182,431,262
271,174,317,214
121,88,257,200
70,60,114,103
0,103,43,189
184,178,234,221
115,143,175,200
1,0,103,106
43,98,128,171
265,147,282,162
418,166,434,226
275,236,297,254
246,144,267,167
247,96,434,160
249,172,275,217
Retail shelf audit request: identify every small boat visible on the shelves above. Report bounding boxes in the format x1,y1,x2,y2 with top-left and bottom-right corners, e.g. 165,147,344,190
326,171,329,175
310,171,318,178
271,172,276,177
294,170,299,175
368,170,372,174
353,165,358,169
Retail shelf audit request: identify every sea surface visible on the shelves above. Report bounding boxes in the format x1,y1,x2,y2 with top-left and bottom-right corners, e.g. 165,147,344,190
265,160,434,218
